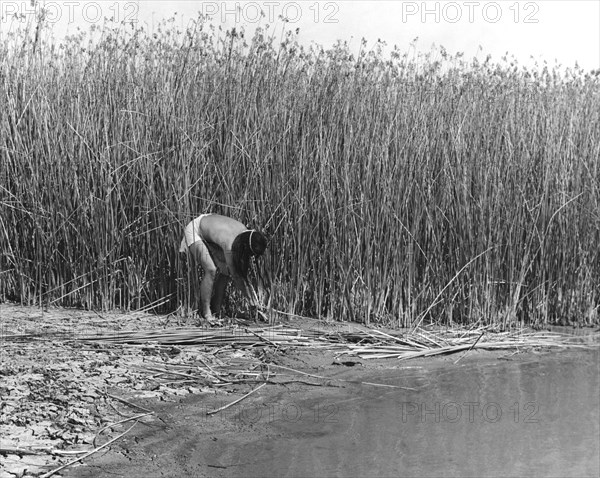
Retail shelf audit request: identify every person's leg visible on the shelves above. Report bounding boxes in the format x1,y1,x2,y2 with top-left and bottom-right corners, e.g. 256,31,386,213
189,241,217,321
211,274,229,317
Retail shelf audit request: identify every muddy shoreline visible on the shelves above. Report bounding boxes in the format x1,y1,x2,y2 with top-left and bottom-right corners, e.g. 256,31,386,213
67,347,600,478
1,304,598,477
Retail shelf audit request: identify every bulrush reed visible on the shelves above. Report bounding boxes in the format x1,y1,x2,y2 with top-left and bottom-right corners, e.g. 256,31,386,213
1,16,598,327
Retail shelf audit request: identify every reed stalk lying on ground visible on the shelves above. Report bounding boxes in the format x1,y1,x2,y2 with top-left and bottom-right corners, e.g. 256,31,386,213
72,324,600,360
0,15,598,327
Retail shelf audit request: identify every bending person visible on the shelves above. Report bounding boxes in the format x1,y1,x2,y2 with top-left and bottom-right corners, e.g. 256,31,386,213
180,213,267,323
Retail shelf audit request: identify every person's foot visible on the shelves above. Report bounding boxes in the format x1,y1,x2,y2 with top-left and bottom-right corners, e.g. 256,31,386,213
205,314,223,327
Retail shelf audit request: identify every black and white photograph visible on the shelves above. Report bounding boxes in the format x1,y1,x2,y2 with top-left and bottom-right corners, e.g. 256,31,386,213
1,1,599,477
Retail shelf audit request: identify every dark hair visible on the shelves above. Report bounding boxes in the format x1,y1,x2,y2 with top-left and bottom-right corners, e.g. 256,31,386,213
231,230,267,277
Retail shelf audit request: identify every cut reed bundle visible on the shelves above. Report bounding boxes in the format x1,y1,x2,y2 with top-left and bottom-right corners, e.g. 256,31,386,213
74,324,599,360
339,328,600,359
76,326,332,348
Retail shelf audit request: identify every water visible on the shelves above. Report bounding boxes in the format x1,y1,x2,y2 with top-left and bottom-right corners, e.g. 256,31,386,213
215,350,599,477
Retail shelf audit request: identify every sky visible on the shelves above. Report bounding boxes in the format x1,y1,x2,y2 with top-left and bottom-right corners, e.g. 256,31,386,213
1,1,599,71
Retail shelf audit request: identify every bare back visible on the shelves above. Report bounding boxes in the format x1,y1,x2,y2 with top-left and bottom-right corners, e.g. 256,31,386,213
199,214,248,252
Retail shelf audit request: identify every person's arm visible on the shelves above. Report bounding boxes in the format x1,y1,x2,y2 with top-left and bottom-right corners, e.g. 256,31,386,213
233,273,253,301
226,253,254,302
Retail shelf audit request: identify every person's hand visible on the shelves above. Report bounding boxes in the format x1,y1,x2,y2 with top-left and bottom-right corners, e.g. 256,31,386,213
205,315,223,327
